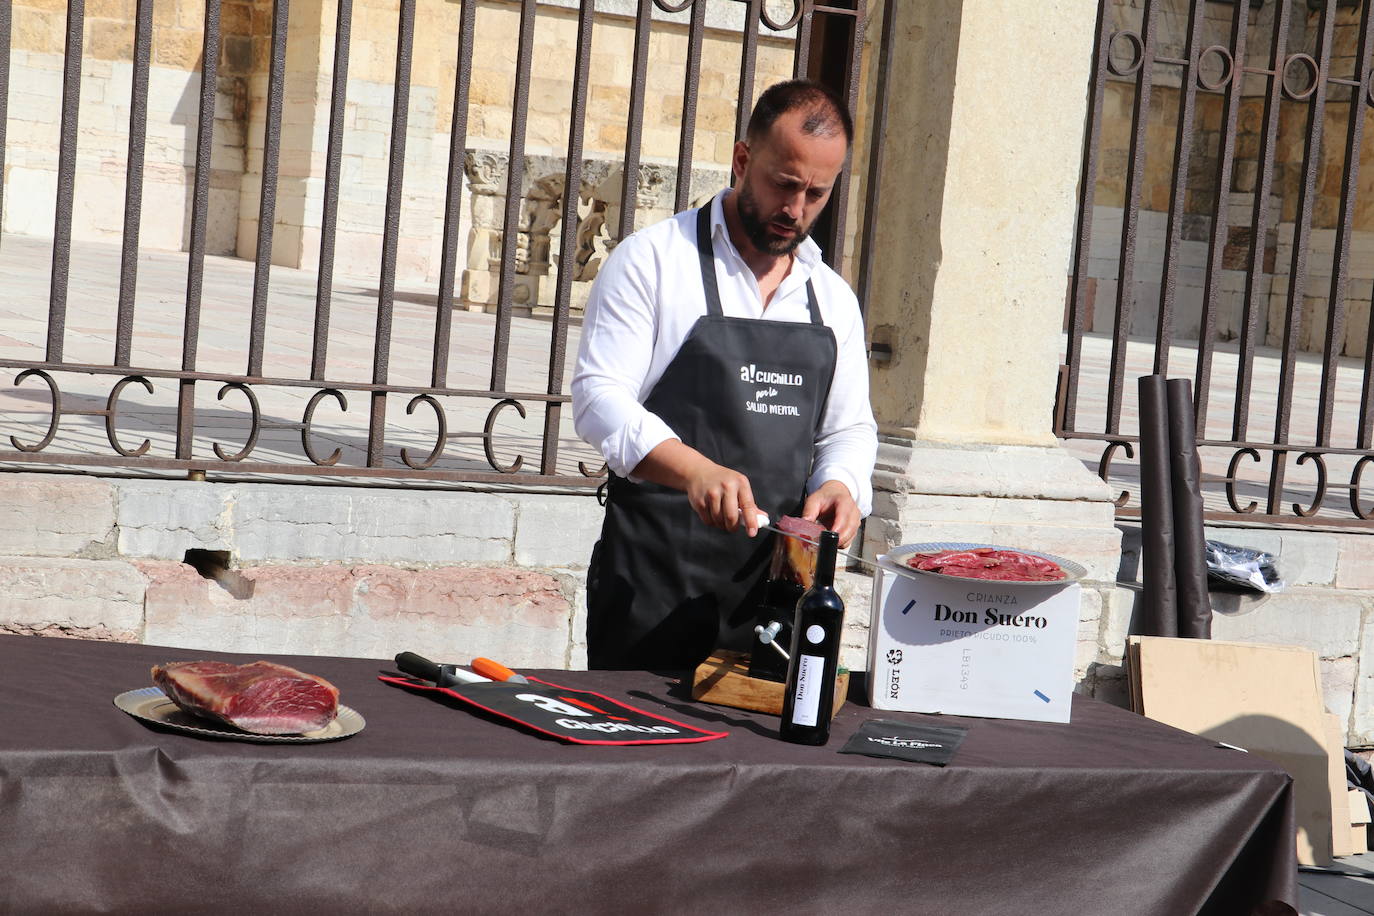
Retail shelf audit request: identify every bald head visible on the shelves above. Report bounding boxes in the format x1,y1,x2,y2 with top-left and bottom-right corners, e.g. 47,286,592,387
745,80,853,148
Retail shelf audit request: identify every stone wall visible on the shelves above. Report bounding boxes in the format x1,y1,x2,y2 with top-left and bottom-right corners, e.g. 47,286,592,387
0,472,877,672
6,0,253,252
4,0,798,297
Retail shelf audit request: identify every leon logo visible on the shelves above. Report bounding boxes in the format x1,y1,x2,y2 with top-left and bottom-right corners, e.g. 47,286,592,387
739,364,803,387
886,648,902,699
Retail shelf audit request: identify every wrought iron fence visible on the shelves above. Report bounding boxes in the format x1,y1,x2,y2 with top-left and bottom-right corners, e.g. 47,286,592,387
0,0,875,487
1060,0,1374,527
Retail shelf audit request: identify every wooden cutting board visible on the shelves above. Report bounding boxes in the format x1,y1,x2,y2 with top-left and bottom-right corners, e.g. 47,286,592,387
690,650,848,717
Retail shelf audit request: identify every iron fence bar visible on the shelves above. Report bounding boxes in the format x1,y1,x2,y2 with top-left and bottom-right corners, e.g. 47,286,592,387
47,0,84,364
115,0,153,368
617,0,653,240
1318,0,1374,447
541,0,596,477
311,0,352,381
854,0,895,322
247,0,291,378
1266,0,1334,514
831,1,864,276
735,0,762,142
793,1,814,79
812,1,863,275
179,0,222,461
1104,0,1158,435
490,0,537,392
431,0,477,389
1061,0,1112,434
0,0,9,260
673,0,709,214
367,0,416,468
1153,0,1207,379
1193,0,1250,437
0,357,573,400
1232,0,1290,442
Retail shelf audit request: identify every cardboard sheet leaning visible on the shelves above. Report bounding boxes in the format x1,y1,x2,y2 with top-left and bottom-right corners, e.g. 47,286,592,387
867,556,1080,724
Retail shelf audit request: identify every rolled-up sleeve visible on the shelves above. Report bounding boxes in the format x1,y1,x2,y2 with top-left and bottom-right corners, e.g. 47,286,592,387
571,237,679,478
806,285,877,517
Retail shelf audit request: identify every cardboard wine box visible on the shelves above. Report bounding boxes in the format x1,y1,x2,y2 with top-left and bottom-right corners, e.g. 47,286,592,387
866,556,1080,724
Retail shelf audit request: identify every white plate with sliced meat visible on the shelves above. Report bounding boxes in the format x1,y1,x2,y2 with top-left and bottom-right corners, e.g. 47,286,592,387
114,687,366,743
886,542,1087,586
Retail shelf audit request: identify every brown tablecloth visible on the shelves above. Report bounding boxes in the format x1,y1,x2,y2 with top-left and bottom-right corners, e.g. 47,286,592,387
1,634,1295,914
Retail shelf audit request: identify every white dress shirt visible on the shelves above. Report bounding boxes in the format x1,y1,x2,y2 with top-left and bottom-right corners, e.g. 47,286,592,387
571,189,877,516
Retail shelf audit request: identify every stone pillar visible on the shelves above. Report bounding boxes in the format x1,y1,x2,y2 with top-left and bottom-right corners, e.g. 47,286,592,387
236,0,330,269
862,0,1126,696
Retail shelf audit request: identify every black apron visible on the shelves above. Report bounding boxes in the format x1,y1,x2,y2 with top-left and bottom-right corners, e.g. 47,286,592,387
586,205,839,670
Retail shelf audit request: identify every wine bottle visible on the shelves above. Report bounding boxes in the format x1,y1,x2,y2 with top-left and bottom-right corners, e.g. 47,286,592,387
779,529,845,745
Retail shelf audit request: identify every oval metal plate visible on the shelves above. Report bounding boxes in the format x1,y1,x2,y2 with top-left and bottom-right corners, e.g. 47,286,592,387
884,542,1087,587
113,686,365,743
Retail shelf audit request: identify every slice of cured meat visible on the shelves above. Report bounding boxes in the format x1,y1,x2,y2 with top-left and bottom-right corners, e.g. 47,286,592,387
769,515,827,589
906,547,1066,582
151,660,340,735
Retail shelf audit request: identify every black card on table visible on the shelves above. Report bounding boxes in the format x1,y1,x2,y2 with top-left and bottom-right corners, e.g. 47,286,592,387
839,719,968,766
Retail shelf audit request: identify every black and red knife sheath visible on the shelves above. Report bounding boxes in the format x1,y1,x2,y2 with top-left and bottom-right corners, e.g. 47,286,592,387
378,675,728,746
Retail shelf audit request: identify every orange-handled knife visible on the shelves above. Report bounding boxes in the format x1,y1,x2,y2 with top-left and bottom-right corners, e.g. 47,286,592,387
471,657,529,684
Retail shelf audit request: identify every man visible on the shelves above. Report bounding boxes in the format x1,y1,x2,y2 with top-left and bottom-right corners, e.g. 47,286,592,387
572,80,878,671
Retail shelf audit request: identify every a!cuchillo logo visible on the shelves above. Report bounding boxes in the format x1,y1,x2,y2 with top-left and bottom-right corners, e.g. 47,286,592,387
886,648,902,698
739,364,804,387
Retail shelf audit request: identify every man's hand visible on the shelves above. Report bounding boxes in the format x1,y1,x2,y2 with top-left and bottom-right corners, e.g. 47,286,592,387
632,439,762,536
802,479,860,548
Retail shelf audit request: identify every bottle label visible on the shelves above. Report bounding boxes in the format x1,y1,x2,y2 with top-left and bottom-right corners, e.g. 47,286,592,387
790,653,826,727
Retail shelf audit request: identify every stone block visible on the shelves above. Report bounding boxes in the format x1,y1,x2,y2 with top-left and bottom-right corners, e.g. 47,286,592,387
232,485,515,565
511,494,604,568
0,473,116,558
564,568,589,670
1099,585,1140,661
1350,616,1374,744
0,557,144,640
115,479,231,558
1321,655,1356,735
141,562,572,665
1209,589,1362,659
1336,534,1374,590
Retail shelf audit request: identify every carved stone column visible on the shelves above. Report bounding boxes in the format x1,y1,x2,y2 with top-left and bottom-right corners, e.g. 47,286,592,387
461,150,508,311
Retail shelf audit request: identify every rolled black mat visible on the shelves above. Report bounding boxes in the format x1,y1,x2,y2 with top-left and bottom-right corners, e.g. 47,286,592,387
1167,378,1212,638
1137,375,1177,637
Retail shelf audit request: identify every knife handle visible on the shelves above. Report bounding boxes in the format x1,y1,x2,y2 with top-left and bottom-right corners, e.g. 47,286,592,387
395,651,443,684
471,657,529,684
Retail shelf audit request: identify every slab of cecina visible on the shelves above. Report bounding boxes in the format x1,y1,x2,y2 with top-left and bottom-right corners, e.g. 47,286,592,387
690,650,847,718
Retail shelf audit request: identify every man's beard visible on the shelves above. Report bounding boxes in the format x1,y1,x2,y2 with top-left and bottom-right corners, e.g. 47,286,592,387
736,180,811,256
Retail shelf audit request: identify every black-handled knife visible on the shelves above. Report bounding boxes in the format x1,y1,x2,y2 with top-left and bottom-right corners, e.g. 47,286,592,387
394,651,491,687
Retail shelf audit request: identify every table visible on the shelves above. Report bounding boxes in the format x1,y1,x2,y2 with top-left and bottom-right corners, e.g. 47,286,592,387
1,634,1296,914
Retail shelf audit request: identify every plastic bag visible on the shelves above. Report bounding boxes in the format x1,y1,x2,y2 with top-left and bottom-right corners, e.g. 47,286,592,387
1205,539,1285,594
